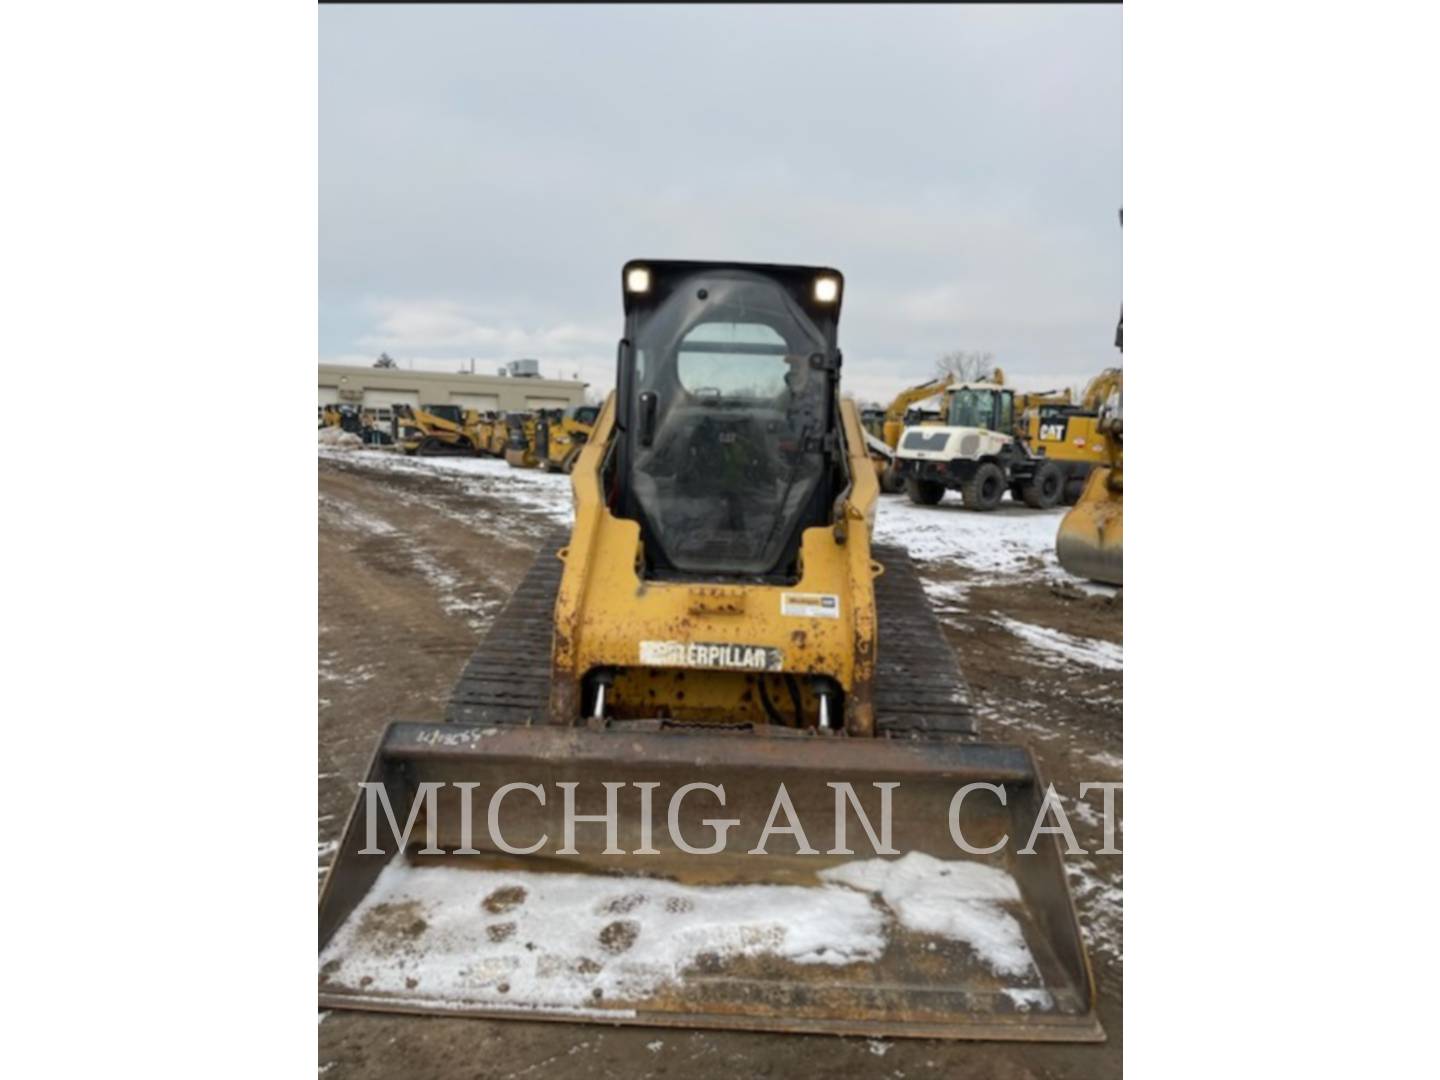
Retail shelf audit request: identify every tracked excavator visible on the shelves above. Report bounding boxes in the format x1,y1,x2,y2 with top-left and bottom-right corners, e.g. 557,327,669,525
1056,325,1122,585
318,261,1101,1042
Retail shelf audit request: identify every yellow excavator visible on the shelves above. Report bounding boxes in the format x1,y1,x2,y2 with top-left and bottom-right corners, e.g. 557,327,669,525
318,261,1101,1042
1010,369,1119,506
534,404,600,473
1056,327,1122,585
393,403,484,456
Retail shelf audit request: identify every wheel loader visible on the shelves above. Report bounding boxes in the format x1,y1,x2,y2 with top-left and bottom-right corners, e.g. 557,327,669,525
892,381,1072,511
318,261,1102,1042
865,377,953,492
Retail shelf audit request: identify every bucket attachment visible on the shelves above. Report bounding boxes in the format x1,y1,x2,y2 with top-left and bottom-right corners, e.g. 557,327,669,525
319,722,1102,1042
1056,467,1123,586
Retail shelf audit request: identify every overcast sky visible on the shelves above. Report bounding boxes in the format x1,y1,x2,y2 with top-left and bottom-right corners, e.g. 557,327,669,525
320,4,1121,403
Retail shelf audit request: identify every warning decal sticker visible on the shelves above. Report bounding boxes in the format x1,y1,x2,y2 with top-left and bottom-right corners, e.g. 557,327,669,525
780,593,841,619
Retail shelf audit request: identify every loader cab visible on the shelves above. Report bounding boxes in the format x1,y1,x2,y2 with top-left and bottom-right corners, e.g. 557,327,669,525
944,384,1014,435
423,404,464,426
613,260,845,582
505,412,529,450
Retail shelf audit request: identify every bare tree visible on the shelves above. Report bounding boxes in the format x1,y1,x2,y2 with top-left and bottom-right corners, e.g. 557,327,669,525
373,352,398,369
934,350,997,384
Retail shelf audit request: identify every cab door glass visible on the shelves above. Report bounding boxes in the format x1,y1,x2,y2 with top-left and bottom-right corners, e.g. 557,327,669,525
628,271,829,576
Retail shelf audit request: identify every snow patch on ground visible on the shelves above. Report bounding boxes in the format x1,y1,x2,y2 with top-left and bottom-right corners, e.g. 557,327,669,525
318,491,500,627
1087,749,1123,771
874,500,1066,576
318,650,379,690
992,616,1123,671
321,447,574,526
1066,858,1124,962
319,852,1044,1012
918,577,971,612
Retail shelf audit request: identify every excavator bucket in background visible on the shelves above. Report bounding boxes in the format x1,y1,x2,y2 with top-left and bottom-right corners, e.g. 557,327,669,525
1056,466,1123,587
318,722,1102,1042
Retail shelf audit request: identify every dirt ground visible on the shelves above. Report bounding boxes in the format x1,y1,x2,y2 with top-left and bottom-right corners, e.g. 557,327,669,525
318,450,1122,1079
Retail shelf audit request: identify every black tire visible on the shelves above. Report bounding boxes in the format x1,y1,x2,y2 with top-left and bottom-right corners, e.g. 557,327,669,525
960,462,1006,511
1063,477,1086,506
1022,461,1065,509
905,477,946,506
880,463,905,494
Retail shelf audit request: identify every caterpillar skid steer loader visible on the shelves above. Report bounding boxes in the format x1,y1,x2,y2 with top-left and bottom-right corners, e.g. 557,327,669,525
503,412,541,468
319,261,1102,1042
536,404,599,473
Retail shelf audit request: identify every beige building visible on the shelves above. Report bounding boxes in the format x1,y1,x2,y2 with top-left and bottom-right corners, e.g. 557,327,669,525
318,363,588,415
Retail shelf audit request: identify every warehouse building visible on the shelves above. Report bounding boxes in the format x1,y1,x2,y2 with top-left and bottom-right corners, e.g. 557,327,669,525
318,360,588,417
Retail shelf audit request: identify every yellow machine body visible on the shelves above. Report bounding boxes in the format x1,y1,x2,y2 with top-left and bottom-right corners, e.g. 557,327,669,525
394,403,483,456
503,413,541,468
1056,462,1122,585
537,405,598,473
548,394,881,732
1055,340,1123,583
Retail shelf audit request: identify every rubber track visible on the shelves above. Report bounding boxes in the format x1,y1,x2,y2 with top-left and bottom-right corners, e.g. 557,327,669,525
446,533,974,736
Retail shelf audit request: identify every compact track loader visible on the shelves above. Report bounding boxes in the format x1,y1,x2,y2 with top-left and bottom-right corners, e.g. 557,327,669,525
475,412,508,457
394,404,483,456
536,405,599,473
503,412,541,468
319,261,1101,1042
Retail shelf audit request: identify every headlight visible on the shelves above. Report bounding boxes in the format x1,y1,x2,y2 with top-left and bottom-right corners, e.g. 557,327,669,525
814,275,840,303
625,267,651,294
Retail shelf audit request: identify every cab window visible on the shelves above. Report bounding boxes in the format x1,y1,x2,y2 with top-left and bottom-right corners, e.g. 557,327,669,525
948,388,997,429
